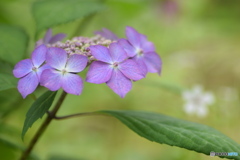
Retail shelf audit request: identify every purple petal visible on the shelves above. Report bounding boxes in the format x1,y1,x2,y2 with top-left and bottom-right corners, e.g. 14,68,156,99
94,28,118,41
65,54,88,72
119,59,144,81
13,59,33,78
140,35,155,52
133,56,148,76
49,33,66,44
61,73,83,95
86,61,112,84
143,52,162,74
118,39,136,57
17,72,39,98
107,70,132,98
46,47,67,70
36,64,52,80
109,43,128,62
31,44,47,68
125,26,141,47
40,69,62,91
89,45,112,63
43,29,52,44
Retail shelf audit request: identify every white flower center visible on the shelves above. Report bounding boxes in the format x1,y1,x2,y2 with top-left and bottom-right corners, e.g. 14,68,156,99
136,48,144,57
32,66,38,72
61,69,67,75
113,62,118,67
111,62,119,69
192,95,203,106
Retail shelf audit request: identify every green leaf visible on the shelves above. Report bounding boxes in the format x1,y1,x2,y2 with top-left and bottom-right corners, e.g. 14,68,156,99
0,73,17,91
32,0,106,33
101,110,240,160
22,91,57,139
0,60,14,74
0,24,28,64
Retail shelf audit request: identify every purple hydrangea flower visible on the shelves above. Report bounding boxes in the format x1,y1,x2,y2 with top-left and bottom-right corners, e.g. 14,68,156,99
94,28,119,41
40,47,88,95
118,26,162,76
36,29,66,47
86,43,144,98
13,45,49,98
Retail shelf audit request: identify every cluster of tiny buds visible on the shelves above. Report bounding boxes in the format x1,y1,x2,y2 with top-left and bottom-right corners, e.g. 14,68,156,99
49,34,115,62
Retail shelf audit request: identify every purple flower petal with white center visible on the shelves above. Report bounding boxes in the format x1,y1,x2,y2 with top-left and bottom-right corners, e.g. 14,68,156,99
109,43,128,62
87,43,144,98
126,26,141,47
132,57,148,76
119,59,144,81
40,69,62,91
43,29,52,44
46,47,67,70
143,52,162,74
13,59,32,78
31,44,48,68
13,45,49,98
120,26,162,75
86,61,112,84
37,64,52,80
89,45,112,63
65,54,88,72
18,72,39,98
42,48,87,95
49,33,66,44
106,70,132,98
118,39,136,57
125,27,155,54
94,28,118,41
61,73,83,95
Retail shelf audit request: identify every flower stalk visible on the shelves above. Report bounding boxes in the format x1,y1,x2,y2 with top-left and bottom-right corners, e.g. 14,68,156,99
20,91,67,160
52,111,106,120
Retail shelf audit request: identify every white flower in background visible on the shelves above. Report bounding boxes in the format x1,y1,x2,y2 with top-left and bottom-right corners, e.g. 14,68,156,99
182,85,215,117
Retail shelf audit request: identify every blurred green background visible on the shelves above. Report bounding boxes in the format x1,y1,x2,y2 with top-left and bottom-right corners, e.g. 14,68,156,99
0,0,240,159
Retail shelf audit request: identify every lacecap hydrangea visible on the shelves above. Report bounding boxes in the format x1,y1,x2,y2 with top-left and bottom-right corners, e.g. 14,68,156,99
13,26,162,98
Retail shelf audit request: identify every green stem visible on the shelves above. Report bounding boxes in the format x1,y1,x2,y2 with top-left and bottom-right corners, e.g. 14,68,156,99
19,91,67,160
53,111,104,120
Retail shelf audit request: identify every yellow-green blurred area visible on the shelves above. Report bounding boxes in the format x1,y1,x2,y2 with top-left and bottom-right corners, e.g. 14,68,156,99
0,0,240,159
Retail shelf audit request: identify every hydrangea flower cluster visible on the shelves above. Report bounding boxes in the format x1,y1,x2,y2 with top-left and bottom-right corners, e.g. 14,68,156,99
13,27,162,98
